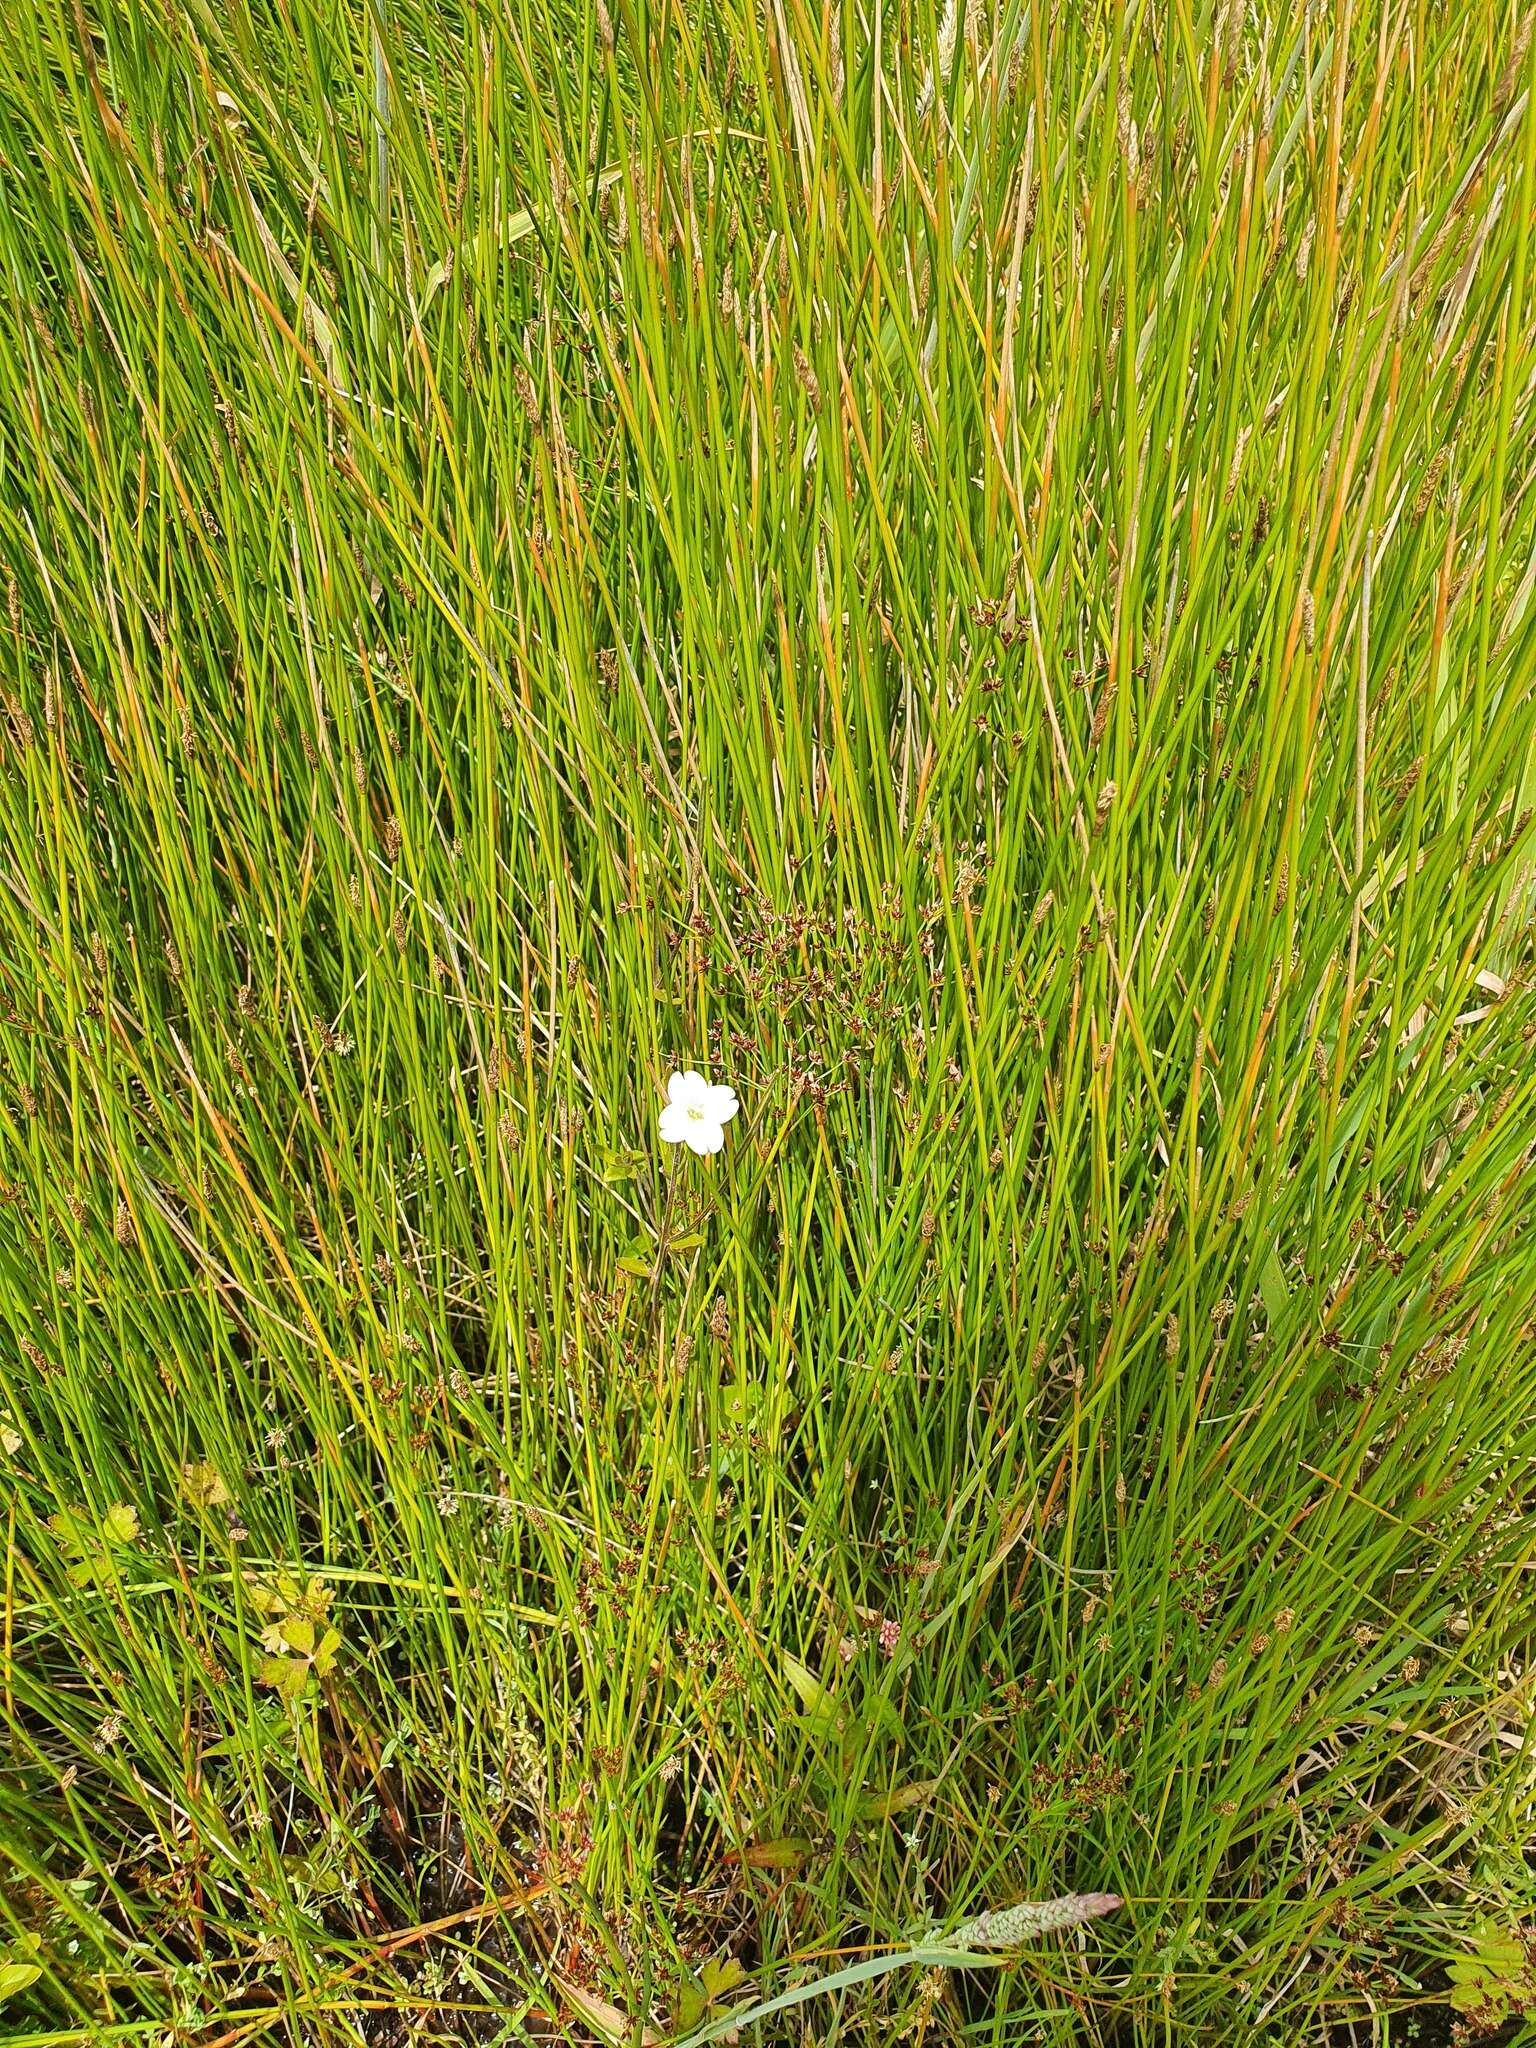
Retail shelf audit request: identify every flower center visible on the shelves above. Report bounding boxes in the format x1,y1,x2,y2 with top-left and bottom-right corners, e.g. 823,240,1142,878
685,1104,706,1120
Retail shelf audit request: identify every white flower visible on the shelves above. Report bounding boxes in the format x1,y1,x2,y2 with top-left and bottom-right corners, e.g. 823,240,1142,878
658,1070,738,1155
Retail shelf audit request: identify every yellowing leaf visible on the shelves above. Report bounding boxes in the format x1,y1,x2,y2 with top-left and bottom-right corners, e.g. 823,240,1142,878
675,1982,708,2033
49,1508,92,1555
280,1615,317,1656
698,1956,747,2001
781,1652,834,1717
51,1507,127,1588
259,1655,313,1702
738,1837,809,1869
1446,1922,1530,2018
180,1461,230,1508
0,1960,42,2002
857,1778,941,1819
676,1956,747,2033
251,1574,342,1698
600,1148,645,1181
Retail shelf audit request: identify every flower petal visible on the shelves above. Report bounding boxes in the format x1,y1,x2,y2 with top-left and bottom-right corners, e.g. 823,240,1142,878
658,1103,690,1144
684,1119,725,1155
667,1069,709,1108
705,1086,739,1122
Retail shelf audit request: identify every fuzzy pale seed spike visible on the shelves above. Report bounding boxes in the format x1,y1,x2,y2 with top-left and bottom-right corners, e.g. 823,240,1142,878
946,1892,1123,1950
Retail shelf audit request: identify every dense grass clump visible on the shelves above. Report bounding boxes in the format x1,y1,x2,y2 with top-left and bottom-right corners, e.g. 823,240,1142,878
2,0,1536,2040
